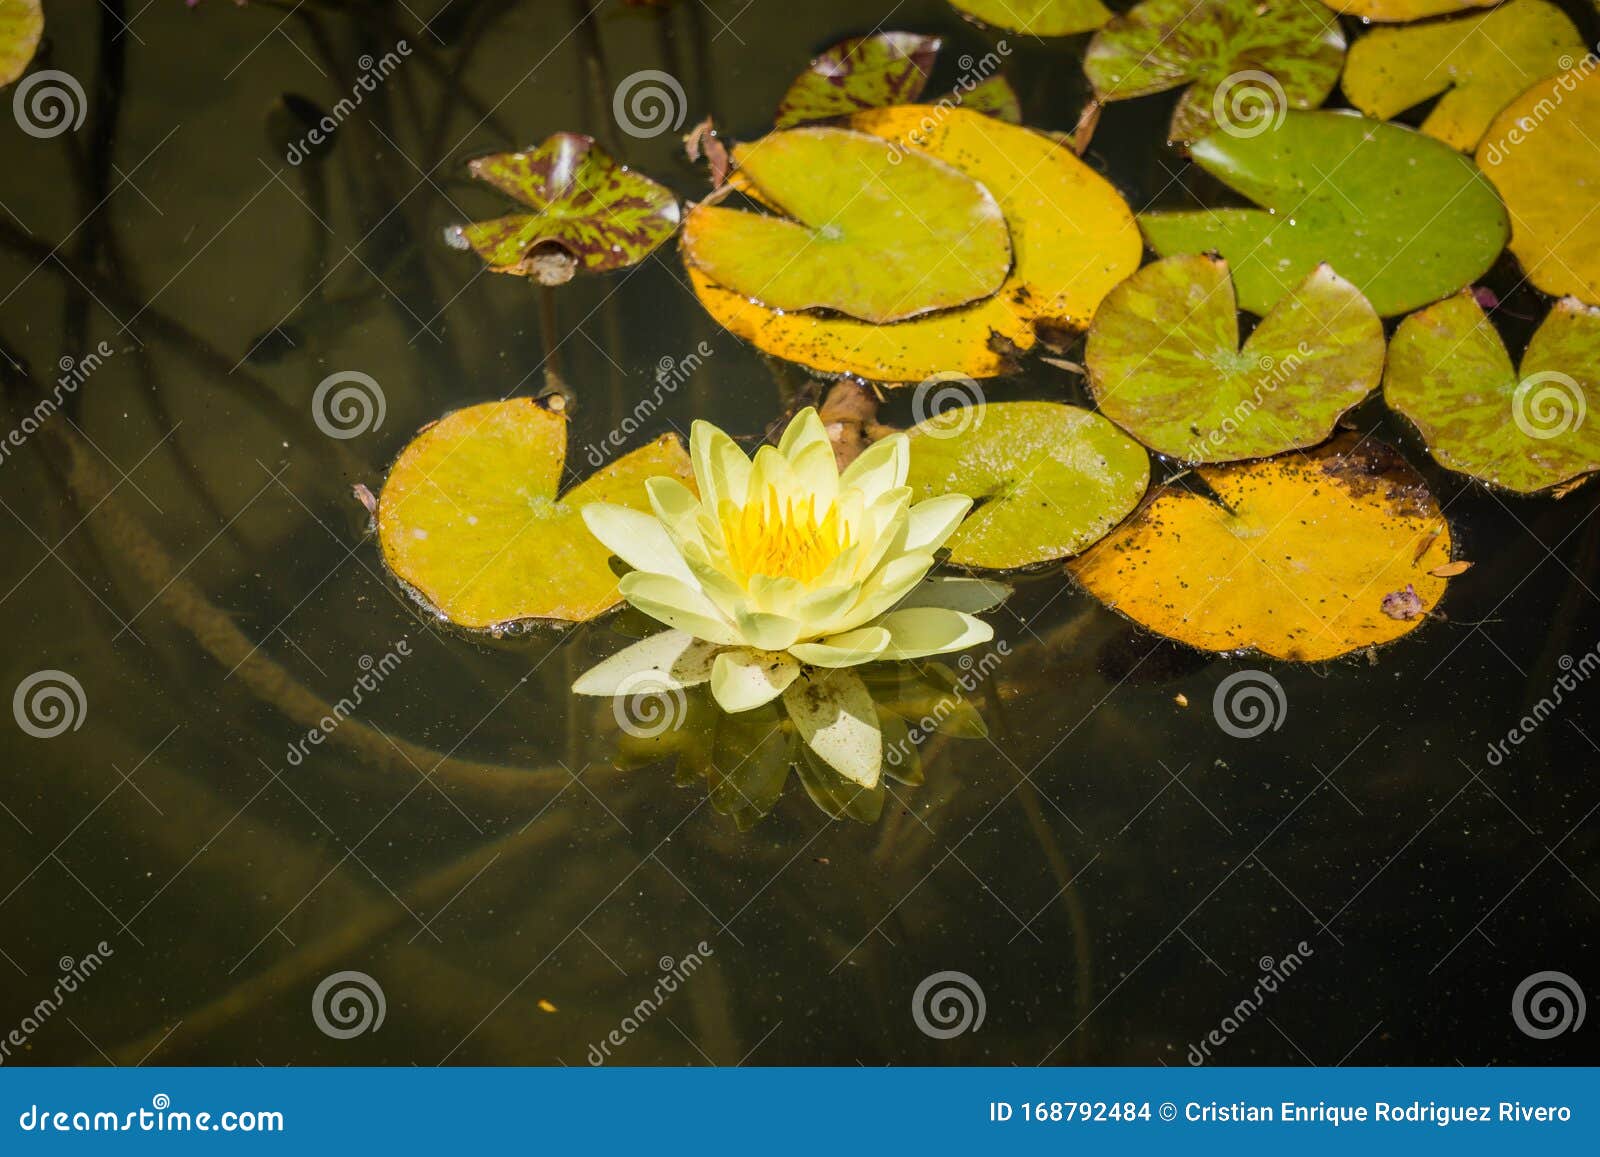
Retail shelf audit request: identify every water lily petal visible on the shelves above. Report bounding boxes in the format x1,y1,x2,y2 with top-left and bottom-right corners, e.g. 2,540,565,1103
690,419,751,509
894,576,1012,614
788,582,863,633
710,648,801,712
734,608,803,651
782,668,883,787
904,493,973,553
619,571,743,645
572,630,722,695
788,626,892,667
581,503,696,586
834,551,938,632
646,476,707,552
786,439,840,507
778,406,831,459
875,606,994,660
839,432,909,501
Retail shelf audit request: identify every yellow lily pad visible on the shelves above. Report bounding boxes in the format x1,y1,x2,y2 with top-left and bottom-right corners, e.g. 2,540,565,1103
0,0,41,86
1384,293,1600,494
1343,0,1582,152
682,127,1012,324
377,399,694,629
1317,0,1501,19
1069,435,1453,660
686,106,1141,381
1476,65,1600,307
949,0,1112,36
905,401,1149,570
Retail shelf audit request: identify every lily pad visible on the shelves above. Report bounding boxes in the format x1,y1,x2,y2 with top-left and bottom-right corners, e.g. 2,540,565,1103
1476,65,1600,307
948,0,1112,36
0,0,41,87
904,401,1149,570
775,32,940,128
1084,0,1345,146
683,126,1012,325
1317,0,1501,19
961,75,1023,123
453,133,681,285
1384,293,1600,494
377,398,694,629
1069,435,1453,660
1343,0,1582,153
1139,111,1510,317
687,106,1141,381
1086,256,1385,462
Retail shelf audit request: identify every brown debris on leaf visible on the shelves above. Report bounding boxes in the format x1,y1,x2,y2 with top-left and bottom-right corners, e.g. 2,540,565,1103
1381,584,1425,621
683,116,731,189
1429,560,1473,578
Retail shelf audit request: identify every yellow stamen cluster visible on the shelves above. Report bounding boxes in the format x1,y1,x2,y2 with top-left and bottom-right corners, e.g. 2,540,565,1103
719,488,850,585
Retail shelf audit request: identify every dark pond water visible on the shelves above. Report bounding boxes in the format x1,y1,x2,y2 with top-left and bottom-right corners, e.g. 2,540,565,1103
1,0,1598,1067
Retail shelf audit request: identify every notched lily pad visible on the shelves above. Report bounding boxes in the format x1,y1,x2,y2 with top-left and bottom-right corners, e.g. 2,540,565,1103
0,0,42,87
683,127,1012,324
1384,292,1600,494
1086,255,1384,462
1139,111,1509,317
775,32,940,127
1084,0,1345,146
1476,65,1600,307
1069,435,1454,660
905,401,1149,570
453,133,681,285
687,106,1141,381
949,0,1112,36
377,398,694,629
1343,0,1582,152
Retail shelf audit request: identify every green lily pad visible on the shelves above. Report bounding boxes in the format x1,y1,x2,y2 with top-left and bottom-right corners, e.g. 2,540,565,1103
377,398,694,629
1318,0,1501,19
775,32,940,128
1084,0,1345,146
949,0,1112,36
905,401,1149,570
452,133,681,285
0,0,41,86
961,75,1023,123
683,126,1012,325
1384,293,1600,494
1342,0,1583,153
1138,111,1510,317
1086,256,1384,462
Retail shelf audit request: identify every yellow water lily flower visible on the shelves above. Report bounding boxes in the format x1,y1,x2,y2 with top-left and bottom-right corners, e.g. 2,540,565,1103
573,407,1003,788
